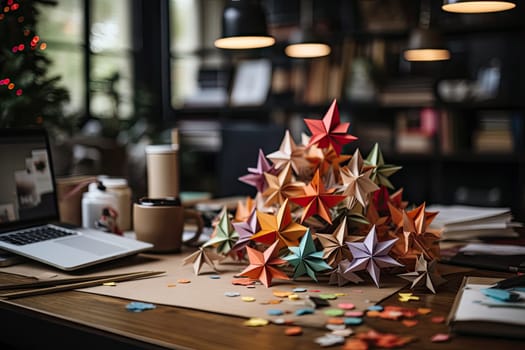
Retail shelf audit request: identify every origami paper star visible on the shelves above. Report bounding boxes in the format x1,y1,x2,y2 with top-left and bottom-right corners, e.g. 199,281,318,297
305,144,351,181
183,247,223,275
231,206,259,252
266,129,308,174
340,149,379,208
202,206,239,255
289,170,346,224
250,199,308,250
238,240,290,287
328,259,364,286
402,203,440,260
282,229,332,282
234,196,255,222
398,254,446,293
262,163,305,207
238,149,278,193
315,216,353,267
345,225,403,287
304,99,357,155
365,143,402,189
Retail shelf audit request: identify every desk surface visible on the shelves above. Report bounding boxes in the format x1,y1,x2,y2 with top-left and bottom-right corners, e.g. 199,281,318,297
0,266,523,350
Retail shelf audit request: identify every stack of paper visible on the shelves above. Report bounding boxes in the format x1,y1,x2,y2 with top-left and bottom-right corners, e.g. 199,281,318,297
426,205,521,241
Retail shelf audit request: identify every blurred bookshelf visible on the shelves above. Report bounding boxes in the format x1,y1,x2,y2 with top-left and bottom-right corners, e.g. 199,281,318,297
165,0,525,220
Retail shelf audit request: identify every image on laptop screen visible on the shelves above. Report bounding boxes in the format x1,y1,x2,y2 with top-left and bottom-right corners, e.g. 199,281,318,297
0,129,58,228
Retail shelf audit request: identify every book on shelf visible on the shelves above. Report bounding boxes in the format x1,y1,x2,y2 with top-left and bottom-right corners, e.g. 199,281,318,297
447,276,525,339
378,78,435,106
472,112,514,153
395,108,437,154
427,205,521,241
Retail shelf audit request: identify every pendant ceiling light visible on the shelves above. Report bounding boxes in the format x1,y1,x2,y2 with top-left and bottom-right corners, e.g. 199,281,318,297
284,0,331,58
442,0,516,13
214,0,275,50
404,0,450,62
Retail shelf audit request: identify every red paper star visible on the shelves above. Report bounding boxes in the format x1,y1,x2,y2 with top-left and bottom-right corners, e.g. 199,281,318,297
289,170,346,224
304,99,357,155
239,240,290,287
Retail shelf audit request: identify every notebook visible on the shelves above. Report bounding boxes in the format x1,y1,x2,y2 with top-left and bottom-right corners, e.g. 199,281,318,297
0,128,152,271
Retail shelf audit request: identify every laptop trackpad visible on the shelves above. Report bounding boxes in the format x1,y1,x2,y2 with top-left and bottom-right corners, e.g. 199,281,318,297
56,236,125,256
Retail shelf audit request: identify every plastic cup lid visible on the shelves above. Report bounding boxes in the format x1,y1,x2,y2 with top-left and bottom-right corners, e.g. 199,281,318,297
145,144,178,154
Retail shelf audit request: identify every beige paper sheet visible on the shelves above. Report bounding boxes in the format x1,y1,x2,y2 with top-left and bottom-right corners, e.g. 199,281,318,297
1,251,467,328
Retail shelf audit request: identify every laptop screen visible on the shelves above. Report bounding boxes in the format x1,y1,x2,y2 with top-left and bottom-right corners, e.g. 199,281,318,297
0,128,59,232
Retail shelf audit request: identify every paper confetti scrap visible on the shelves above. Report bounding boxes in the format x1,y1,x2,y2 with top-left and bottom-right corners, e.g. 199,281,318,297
285,326,303,336
241,296,256,302
332,328,354,337
267,309,284,316
315,334,345,347
103,282,117,286
177,279,191,284
296,308,315,316
126,301,156,312
344,317,363,325
325,309,345,317
342,338,368,350
398,292,420,302
431,333,451,343
431,316,446,323
243,318,269,327
338,303,355,310
401,319,418,328
224,291,240,297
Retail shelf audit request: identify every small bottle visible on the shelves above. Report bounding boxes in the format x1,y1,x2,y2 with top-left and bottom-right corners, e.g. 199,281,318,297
100,177,132,231
81,181,119,230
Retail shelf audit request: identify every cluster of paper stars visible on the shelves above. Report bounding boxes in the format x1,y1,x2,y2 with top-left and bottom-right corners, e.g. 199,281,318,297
184,99,445,292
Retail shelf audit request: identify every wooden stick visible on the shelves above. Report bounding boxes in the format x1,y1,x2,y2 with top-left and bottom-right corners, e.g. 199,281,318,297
0,272,159,291
0,270,164,299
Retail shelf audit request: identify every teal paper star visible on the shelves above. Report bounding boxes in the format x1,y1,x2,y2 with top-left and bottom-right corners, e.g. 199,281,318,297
282,229,332,282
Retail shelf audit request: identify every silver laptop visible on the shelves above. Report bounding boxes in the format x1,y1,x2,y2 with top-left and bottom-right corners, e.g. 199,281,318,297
0,128,152,271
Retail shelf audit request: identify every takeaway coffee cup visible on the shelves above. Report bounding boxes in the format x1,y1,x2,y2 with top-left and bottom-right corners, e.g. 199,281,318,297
133,198,203,253
146,144,179,198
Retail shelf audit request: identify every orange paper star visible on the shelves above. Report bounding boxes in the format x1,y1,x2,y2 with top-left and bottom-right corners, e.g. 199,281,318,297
289,170,346,224
239,240,290,287
251,199,308,250
402,203,440,260
304,99,357,155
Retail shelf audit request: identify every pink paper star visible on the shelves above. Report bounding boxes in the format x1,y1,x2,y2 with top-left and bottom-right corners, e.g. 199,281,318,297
238,149,278,193
304,99,357,155
231,206,259,252
345,225,403,287
239,240,290,287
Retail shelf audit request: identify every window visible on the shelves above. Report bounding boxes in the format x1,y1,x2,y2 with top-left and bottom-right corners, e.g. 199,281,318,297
36,0,134,121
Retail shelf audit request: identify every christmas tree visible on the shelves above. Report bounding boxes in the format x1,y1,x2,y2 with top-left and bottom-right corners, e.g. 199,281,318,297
0,0,71,133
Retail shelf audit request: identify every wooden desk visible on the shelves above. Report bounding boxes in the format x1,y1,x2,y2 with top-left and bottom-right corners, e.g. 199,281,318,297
0,267,523,350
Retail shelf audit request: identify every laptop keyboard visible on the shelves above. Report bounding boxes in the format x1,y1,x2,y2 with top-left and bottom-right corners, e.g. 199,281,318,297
0,226,76,246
